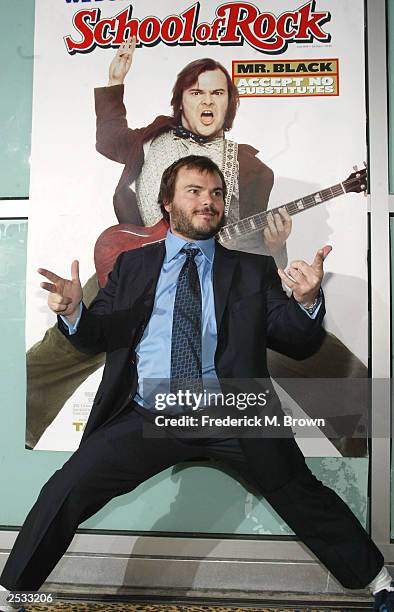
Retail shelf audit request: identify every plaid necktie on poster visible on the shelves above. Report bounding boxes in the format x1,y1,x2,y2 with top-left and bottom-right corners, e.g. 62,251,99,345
170,245,203,396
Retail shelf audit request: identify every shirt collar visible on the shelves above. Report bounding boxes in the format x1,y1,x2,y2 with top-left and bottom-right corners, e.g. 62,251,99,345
165,230,215,264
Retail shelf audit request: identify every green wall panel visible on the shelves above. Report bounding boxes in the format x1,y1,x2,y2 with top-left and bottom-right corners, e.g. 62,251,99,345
0,0,34,198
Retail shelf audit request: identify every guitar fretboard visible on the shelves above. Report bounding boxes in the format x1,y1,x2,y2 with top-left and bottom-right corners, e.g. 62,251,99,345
217,181,346,244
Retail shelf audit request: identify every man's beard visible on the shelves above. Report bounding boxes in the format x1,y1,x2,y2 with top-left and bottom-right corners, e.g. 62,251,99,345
171,205,225,240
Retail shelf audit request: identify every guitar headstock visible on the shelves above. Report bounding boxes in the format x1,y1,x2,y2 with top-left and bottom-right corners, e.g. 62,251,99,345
343,163,367,194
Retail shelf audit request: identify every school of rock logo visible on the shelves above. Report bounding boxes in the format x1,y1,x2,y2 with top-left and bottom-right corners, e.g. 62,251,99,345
64,1,332,55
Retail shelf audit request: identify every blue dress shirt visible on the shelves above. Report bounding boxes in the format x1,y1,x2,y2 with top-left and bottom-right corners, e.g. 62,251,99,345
133,231,219,409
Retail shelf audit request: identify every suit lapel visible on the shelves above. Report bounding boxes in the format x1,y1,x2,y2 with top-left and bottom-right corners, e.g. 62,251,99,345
213,242,238,332
141,241,166,317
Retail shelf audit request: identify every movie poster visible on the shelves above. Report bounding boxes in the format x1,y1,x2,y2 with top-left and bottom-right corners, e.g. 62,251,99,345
26,0,368,453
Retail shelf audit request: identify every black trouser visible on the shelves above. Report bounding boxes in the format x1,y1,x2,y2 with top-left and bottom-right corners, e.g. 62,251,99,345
1,407,383,592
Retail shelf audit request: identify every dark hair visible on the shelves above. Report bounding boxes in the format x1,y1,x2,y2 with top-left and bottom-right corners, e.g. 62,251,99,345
171,58,239,132
158,155,227,222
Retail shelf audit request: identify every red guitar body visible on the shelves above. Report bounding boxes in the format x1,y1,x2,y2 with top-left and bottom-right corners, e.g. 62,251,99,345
94,218,169,287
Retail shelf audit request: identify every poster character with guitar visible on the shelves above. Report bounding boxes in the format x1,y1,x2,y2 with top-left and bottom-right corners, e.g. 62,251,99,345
26,39,368,456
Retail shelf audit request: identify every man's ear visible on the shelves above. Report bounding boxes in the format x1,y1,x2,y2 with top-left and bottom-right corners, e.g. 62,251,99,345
163,200,172,215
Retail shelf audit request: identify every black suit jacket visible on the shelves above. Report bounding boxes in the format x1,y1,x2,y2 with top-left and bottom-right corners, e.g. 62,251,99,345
58,242,325,488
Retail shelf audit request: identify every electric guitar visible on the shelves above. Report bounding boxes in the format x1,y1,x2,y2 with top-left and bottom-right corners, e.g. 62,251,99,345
94,166,367,287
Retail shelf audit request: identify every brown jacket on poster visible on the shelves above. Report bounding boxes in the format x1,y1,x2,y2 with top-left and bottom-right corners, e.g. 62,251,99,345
94,84,274,224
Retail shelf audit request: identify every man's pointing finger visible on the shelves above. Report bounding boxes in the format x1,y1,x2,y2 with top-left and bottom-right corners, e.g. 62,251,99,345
71,260,80,282
40,281,57,293
312,245,332,268
37,268,61,284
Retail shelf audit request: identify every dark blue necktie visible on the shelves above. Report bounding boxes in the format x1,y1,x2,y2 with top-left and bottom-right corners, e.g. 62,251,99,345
170,245,203,396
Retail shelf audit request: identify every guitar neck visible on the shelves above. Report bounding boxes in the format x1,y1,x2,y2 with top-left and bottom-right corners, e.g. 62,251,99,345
218,181,346,244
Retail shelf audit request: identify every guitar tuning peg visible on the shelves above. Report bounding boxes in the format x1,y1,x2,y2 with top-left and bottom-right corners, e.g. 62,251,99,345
353,165,358,172
363,161,367,167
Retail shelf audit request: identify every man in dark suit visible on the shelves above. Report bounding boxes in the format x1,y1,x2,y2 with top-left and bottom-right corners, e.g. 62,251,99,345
1,156,391,609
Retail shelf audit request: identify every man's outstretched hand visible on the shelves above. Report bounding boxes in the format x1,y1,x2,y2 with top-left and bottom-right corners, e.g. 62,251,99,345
38,260,82,325
277,245,332,308
108,36,136,86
